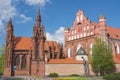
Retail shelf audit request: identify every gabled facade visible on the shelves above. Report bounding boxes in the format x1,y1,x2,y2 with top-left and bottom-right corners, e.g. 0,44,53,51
4,8,120,77
64,10,120,65
4,8,63,77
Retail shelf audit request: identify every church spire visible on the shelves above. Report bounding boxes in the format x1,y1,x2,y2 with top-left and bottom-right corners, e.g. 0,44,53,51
7,17,13,31
35,7,41,27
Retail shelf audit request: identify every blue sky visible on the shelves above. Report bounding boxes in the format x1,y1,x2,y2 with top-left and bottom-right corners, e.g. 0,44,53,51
0,0,120,47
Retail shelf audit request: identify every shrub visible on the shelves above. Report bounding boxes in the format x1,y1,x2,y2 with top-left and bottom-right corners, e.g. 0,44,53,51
69,74,80,77
15,78,23,80
103,72,120,80
48,72,59,77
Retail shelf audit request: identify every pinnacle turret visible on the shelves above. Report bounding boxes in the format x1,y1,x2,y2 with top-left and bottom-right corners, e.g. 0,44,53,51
7,17,13,31
35,7,41,27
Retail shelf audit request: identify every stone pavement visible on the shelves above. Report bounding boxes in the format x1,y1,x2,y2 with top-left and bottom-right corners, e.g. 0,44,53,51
87,76,106,80
0,75,106,80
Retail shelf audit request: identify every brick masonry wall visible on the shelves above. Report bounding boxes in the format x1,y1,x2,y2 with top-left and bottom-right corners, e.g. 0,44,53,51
115,64,120,72
45,64,95,76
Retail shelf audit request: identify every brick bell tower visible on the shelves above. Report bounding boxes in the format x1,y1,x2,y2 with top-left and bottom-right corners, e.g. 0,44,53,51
4,18,14,77
31,7,46,76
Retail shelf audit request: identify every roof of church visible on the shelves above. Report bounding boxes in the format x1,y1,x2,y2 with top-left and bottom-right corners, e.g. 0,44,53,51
106,26,120,40
14,37,59,52
87,22,120,40
47,58,82,64
14,37,32,50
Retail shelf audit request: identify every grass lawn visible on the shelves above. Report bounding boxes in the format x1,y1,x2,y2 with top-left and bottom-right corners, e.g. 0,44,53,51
53,77,87,80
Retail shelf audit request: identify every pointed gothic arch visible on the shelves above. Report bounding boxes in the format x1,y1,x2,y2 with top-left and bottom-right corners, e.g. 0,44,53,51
15,55,20,70
90,43,94,55
15,56,20,66
68,48,72,58
115,43,120,54
21,55,26,69
76,44,82,53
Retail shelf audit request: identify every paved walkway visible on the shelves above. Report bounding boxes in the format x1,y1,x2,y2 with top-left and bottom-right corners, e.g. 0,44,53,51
0,75,106,80
88,76,106,80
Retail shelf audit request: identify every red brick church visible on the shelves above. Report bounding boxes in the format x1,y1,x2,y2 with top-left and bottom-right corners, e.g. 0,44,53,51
4,8,120,77
4,8,63,77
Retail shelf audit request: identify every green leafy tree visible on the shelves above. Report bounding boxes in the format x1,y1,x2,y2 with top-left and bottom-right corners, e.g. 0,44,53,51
0,44,5,75
91,38,115,76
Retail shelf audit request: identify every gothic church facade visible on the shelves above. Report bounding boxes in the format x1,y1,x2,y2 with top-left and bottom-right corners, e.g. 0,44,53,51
4,8,120,77
4,8,63,77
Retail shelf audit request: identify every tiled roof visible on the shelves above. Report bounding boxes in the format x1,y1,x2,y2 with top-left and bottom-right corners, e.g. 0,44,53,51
14,37,32,50
106,26,120,40
14,37,59,52
47,58,82,64
44,41,59,52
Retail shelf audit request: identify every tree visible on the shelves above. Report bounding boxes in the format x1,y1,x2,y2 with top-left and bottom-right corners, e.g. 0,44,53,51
91,38,115,76
0,44,5,55
0,44,5,75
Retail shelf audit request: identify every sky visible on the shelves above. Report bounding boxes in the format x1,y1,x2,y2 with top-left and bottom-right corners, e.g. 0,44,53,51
0,0,120,47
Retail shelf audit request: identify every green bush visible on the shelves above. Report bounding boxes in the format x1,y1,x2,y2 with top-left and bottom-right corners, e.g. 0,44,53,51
15,78,23,80
103,72,120,80
48,72,59,77
69,74,80,77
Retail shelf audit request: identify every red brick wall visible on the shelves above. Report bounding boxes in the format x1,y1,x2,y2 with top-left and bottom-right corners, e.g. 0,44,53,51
45,64,95,76
31,60,45,76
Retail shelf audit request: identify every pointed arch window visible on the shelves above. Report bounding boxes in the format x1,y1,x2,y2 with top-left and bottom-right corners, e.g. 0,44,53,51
76,44,82,53
68,48,72,58
21,55,26,69
115,43,120,54
15,55,20,70
90,43,94,55
15,56,20,66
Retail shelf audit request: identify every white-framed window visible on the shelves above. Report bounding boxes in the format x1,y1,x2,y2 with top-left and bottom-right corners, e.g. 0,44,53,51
87,32,89,36
76,44,82,52
77,34,79,38
84,27,86,31
90,43,93,55
87,26,89,30
80,15,83,21
72,36,74,40
115,43,120,54
68,48,72,58
74,35,76,39
80,33,83,38
77,15,80,23
69,37,71,41
84,33,86,37
72,31,74,35
75,30,77,34
91,31,93,35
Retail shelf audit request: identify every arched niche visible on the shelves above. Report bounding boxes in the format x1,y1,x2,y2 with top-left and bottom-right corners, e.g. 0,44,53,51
76,43,82,53
68,48,72,58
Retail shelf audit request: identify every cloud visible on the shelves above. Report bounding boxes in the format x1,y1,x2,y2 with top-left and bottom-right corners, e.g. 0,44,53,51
0,0,16,35
46,27,65,44
17,14,32,23
25,0,50,6
0,0,16,21
0,20,4,35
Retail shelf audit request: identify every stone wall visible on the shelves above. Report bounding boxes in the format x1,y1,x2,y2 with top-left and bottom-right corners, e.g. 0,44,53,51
45,64,95,76
115,64,120,72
